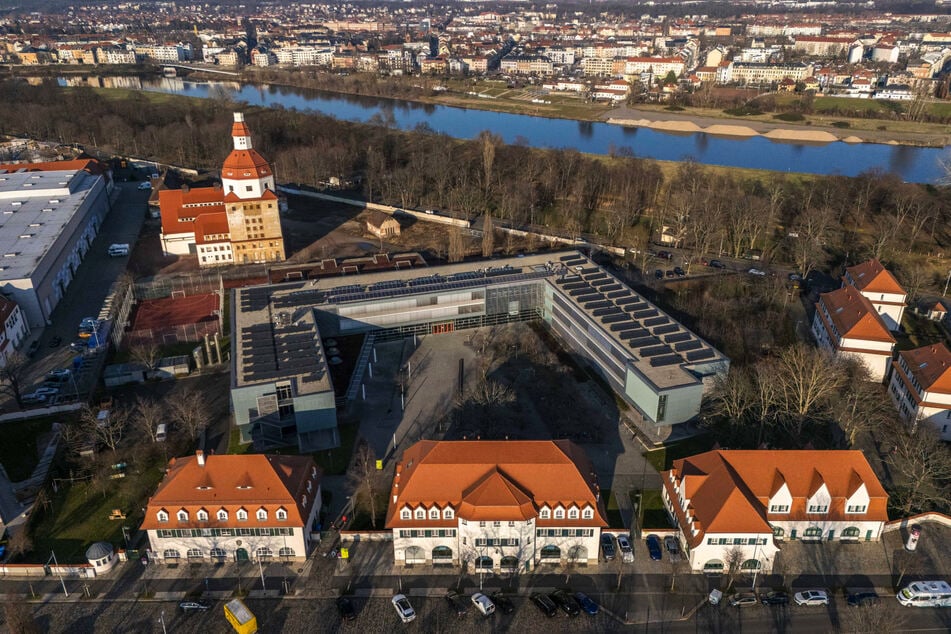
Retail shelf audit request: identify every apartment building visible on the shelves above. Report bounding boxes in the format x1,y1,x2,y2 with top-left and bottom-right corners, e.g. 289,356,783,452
730,62,814,85
811,286,896,381
888,343,951,440
842,258,907,331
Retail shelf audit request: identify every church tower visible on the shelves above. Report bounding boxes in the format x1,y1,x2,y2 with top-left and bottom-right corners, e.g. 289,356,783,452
222,112,285,264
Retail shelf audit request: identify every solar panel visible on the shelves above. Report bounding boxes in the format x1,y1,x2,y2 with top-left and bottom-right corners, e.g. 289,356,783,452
640,344,673,357
650,355,684,367
600,313,627,324
593,307,622,318
663,331,691,343
643,316,668,327
675,340,703,352
631,308,658,319
686,348,716,362
628,335,659,348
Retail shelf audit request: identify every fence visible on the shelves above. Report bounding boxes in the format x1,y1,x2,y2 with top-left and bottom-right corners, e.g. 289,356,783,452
125,322,221,348
0,563,95,578
883,512,951,533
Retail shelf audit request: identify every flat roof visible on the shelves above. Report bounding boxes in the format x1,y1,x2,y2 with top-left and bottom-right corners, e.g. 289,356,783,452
233,251,727,394
0,168,96,281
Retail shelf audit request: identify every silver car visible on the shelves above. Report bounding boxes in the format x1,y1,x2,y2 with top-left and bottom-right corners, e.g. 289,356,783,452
794,590,829,606
616,534,634,563
392,593,416,623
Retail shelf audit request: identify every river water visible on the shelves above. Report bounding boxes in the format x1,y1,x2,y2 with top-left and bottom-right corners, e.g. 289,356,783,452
62,75,951,182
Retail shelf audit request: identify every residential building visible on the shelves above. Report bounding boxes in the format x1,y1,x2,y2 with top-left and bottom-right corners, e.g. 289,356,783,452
0,296,29,365
624,56,685,77
0,159,111,327
386,440,606,570
662,450,889,573
842,259,907,331
730,62,813,85
231,251,729,450
888,343,951,440
811,286,896,381
792,36,856,57
142,451,321,564
159,112,285,267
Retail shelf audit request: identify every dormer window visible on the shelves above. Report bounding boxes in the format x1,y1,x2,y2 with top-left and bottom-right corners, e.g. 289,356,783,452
401,508,411,520
217,509,228,521
177,509,189,522
554,508,565,520
256,508,268,521
197,509,208,521
415,508,426,520
846,505,867,513
443,507,454,520
582,508,593,519
276,508,287,521
769,505,790,513
540,508,550,519
568,508,579,519
302,495,307,507
237,509,248,521
157,510,169,523
307,480,312,493
807,504,829,514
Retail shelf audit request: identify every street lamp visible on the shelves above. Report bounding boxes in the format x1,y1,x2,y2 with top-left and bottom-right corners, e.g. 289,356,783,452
48,551,68,597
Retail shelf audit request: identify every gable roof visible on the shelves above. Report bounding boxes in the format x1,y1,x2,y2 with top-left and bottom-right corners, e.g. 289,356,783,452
844,259,906,296
141,453,319,530
663,450,888,547
898,343,951,395
193,211,230,244
386,440,607,528
158,186,225,234
222,149,272,178
817,287,895,343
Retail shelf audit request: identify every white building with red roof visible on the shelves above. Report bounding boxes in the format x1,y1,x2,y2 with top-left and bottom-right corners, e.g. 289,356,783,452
386,440,607,571
0,296,29,366
662,450,888,573
142,451,320,564
843,259,907,331
888,343,951,440
811,285,896,381
159,112,285,268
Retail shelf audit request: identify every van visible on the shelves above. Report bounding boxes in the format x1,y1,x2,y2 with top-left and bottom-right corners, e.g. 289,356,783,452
108,244,130,257
155,423,167,442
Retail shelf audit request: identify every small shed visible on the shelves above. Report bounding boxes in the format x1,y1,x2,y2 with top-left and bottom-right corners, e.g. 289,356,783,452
924,300,948,322
365,211,401,239
85,541,117,574
150,355,192,380
103,362,148,387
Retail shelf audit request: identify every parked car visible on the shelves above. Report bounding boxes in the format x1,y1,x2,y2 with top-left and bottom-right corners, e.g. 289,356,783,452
664,536,680,559
444,590,469,617
45,369,72,383
33,386,59,396
709,259,726,269
846,591,879,607
138,182,152,190
730,593,760,608
616,534,634,563
794,590,829,606
391,594,416,623
27,340,39,357
48,336,62,348
654,269,663,279
761,591,789,606
646,534,663,561
69,340,88,351
548,590,580,617
665,269,675,278
335,596,357,621
673,266,686,277
657,250,673,260
179,602,210,612
470,592,495,616
600,533,616,560
748,268,767,276
20,393,48,405
573,592,599,615
490,592,515,614
530,593,557,617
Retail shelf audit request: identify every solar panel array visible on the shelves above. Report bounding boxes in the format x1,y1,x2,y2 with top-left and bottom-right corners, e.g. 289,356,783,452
240,318,327,385
554,266,715,368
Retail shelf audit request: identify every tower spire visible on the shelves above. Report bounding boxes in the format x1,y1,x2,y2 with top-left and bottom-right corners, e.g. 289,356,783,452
231,112,253,150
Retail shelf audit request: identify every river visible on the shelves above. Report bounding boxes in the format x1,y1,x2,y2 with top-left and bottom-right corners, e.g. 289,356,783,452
61,75,951,183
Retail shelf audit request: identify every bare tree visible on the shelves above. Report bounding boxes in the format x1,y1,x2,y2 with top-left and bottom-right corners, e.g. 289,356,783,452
82,404,128,456
773,345,847,434
724,546,745,589
447,226,466,263
885,420,951,515
133,395,165,443
167,387,212,441
481,212,495,258
561,542,586,584
5,529,33,560
841,599,909,633
0,351,30,408
347,441,385,529
129,341,161,371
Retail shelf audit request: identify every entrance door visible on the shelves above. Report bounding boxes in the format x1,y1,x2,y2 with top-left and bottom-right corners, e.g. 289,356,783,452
431,322,454,334
235,548,249,562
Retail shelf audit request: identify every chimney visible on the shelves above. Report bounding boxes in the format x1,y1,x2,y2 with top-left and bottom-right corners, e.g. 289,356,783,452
196,450,205,466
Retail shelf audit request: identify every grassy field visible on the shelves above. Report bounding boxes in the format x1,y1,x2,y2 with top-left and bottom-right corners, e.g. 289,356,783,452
637,489,670,530
0,416,56,481
603,489,624,528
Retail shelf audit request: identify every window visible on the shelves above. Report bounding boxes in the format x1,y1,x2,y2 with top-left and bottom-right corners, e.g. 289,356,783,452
187,548,203,559
276,382,292,401
430,508,440,519
196,509,208,521
210,548,227,559
416,508,426,520
279,547,295,558
582,508,593,519
554,508,565,519
443,508,453,520
256,508,267,521
540,508,550,519
657,394,668,422
509,521,516,527
256,547,272,559
246,185,253,192
276,508,287,521
846,505,867,513
177,510,189,522
568,508,579,519
401,508,411,520
216,509,227,521
493,521,501,527
157,510,169,523
479,521,486,527
807,505,829,513
163,549,180,560
769,505,789,513
237,509,248,521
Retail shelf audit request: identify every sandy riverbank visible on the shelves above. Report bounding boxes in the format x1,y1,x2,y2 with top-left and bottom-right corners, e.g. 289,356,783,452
605,106,949,147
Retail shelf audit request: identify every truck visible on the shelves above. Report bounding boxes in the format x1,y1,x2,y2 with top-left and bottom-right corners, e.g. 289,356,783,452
224,598,257,634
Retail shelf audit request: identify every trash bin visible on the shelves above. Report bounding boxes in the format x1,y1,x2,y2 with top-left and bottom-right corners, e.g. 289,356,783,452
709,589,723,606
905,525,921,552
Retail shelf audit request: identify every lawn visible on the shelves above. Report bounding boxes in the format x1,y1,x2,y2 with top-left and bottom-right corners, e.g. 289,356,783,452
0,415,56,481
28,453,167,563
643,433,715,472
603,489,625,528
896,312,948,351
637,489,670,529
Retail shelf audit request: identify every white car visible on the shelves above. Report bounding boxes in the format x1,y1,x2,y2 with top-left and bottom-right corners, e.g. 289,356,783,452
748,268,767,276
471,592,495,616
794,590,829,606
616,534,634,563
32,386,60,397
137,182,152,190
392,593,416,623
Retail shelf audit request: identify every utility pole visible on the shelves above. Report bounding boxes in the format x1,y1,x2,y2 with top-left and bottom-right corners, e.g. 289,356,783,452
49,551,68,597
943,269,951,296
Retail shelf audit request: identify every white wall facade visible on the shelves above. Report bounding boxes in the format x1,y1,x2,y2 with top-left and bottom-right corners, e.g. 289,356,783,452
160,230,196,256
222,174,276,200
197,241,234,267
688,533,779,573
861,290,906,331
811,311,894,381
888,366,951,441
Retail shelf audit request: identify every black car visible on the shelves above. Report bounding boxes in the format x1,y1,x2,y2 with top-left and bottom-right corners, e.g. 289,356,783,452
336,596,357,621
530,593,558,617
573,592,599,615
548,590,580,617
445,590,469,617
657,250,673,260
664,536,680,558
709,259,726,269
846,591,879,607
48,335,62,348
600,533,616,560
665,269,675,278
761,591,789,606
673,266,686,277
646,534,663,561
654,269,664,279
490,592,515,614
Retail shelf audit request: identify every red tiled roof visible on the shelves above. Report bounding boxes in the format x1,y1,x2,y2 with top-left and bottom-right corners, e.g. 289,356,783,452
158,187,225,235
844,259,906,295
386,440,607,528
142,453,320,531
222,149,272,179
223,188,278,203
193,211,231,244
898,343,951,395
816,287,895,343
